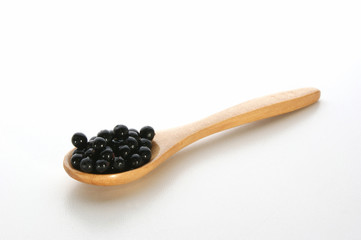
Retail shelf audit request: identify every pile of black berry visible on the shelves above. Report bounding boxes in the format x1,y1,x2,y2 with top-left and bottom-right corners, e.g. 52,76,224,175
70,125,155,174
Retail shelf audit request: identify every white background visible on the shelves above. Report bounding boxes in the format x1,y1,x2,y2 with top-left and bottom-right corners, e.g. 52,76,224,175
0,0,360,239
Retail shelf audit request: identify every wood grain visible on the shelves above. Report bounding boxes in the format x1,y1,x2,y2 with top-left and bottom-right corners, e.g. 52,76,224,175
64,87,320,186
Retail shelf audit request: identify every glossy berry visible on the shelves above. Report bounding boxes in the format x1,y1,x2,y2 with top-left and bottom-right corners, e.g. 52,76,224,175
95,160,110,173
71,132,88,149
128,131,140,140
118,145,131,159
113,125,129,140
113,157,126,172
109,130,115,139
126,137,139,152
138,146,151,163
129,128,139,135
111,141,121,156
73,148,85,156
130,154,143,169
140,138,152,149
97,130,111,142
88,136,96,148
100,148,114,161
110,139,124,149
93,137,106,151
71,154,83,169
84,148,96,159
140,126,155,140
79,157,93,173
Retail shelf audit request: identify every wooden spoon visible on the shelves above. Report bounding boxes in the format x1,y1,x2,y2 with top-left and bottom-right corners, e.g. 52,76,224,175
64,87,320,186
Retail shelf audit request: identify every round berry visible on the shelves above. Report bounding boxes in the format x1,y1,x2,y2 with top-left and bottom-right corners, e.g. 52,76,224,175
130,154,143,169
93,137,106,151
129,128,139,135
71,132,88,149
113,125,129,140
109,130,115,139
140,126,155,140
73,148,85,155
138,146,152,163
70,153,83,169
79,157,93,173
97,130,111,142
113,157,126,172
118,145,131,159
100,148,114,161
84,148,96,159
126,137,138,152
95,160,110,173
88,136,96,148
128,131,140,139
140,138,152,149
110,139,124,149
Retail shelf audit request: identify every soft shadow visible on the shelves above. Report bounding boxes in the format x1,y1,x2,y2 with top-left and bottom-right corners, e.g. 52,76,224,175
65,102,320,225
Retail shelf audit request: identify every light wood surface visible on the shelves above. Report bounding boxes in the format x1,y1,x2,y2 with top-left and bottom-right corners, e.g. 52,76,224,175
64,87,320,186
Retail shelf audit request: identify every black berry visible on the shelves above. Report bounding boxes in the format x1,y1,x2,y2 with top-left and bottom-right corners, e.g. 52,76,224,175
109,130,115,139
113,157,126,172
95,160,110,173
79,157,93,173
71,132,88,149
71,153,83,169
128,131,140,140
84,148,96,159
113,125,129,140
88,136,96,148
138,146,151,163
110,139,124,149
140,126,155,140
130,154,143,169
100,147,114,161
73,148,85,155
93,137,106,151
118,145,131,159
140,138,152,149
126,137,139,152
129,128,139,135
97,130,111,142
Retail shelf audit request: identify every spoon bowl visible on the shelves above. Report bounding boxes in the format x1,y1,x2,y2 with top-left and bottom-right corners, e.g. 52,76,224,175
64,140,162,185
64,87,321,186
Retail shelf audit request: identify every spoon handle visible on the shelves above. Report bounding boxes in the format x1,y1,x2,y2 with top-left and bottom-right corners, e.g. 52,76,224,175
159,88,320,152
